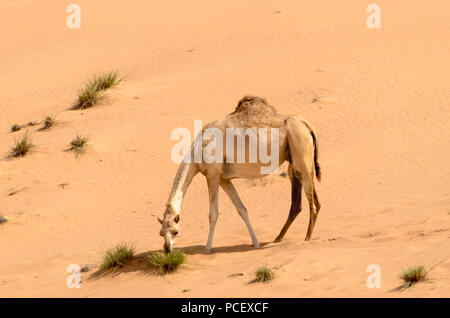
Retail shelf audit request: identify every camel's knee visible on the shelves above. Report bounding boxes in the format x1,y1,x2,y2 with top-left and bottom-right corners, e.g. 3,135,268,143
311,209,318,222
209,212,218,225
237,207,248,219
314,192,321,213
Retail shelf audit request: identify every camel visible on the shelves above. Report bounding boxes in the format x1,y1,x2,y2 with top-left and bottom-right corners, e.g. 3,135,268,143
158,96,321,253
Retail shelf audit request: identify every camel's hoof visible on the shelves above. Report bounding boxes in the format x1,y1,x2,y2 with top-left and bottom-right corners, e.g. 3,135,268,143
273,237,282,243
253,242,260,248
205,248,212,254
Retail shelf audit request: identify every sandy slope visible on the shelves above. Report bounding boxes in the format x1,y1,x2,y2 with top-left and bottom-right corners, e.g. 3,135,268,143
0,0,449,297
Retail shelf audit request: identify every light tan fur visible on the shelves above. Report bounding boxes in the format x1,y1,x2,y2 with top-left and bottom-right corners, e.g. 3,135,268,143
159,96,321,253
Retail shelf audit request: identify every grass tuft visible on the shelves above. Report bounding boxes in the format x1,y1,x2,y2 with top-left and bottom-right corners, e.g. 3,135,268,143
77,86,101,109
11,133,33,157
75,71,120,109
147,250,185,273
0,215,7,224
11,124,22,132
99,242,135,271
90,71,120,91
399,265,429,289
254,266,274,283
69,135,88,155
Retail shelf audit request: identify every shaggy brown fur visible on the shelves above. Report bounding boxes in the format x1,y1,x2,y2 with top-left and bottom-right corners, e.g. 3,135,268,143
229,95,280,128
232,95,277,115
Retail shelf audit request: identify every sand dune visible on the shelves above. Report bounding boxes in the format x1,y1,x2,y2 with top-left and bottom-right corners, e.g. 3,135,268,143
1,0,449,297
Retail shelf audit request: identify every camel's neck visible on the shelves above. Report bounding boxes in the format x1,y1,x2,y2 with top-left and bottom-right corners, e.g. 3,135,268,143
167,161,197,215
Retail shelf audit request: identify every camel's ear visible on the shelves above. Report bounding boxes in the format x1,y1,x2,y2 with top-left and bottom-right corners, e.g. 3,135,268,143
157,217,163,224
174,215,180,223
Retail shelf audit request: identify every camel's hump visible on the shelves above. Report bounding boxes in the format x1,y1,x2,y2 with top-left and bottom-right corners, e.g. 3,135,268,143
231,95,277,116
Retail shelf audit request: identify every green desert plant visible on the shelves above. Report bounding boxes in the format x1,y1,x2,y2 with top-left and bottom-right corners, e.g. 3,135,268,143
77,85,101,109
11,133,33,157
90,71,120,91
399,265,429,289
99,242,135,271
11,124,22,132
147,250,185,273
69,135,88,155
75,71,120,109
254,266,274,283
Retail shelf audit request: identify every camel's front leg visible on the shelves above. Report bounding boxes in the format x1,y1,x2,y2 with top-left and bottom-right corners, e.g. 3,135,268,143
220,179,259,248
205,176,220,253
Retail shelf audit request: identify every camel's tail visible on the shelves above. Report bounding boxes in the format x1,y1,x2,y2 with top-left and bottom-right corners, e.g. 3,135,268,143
310,128,321,182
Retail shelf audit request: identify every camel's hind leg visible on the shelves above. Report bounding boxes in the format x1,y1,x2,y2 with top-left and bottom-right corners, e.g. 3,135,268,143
274,165,302,242
314,187,321,214
299,171,318,241
286,117,320,241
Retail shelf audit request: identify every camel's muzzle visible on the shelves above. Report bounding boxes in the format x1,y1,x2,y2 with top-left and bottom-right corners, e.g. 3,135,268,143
163,233,174,253
163,243,174,254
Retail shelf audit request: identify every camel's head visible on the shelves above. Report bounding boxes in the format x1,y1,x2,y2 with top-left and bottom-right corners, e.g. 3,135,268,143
158,206,180,253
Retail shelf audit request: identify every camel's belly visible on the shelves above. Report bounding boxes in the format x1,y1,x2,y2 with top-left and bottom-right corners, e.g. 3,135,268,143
220,132,289,179
221,160,285,179
223,163,263,179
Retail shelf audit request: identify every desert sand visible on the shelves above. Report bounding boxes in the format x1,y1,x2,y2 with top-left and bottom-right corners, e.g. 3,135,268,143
0,0,449,297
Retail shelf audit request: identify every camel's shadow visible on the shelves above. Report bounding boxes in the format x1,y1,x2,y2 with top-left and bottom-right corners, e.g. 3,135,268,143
180,241,272,255
88,241,273,280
